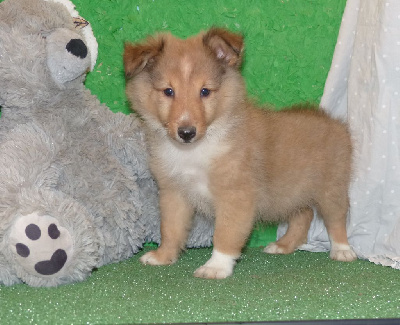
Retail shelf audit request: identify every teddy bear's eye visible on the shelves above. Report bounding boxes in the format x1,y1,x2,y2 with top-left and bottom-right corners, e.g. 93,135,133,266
163,88,174,97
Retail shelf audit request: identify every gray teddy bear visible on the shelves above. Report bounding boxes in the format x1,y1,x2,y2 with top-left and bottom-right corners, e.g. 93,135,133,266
0,0,213,287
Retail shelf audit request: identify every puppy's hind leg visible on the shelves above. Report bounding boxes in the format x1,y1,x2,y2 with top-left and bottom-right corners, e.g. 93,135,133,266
319,199,357,262
264,207,313,255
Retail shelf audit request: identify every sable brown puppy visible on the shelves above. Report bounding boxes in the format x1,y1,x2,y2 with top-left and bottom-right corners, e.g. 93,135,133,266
123,28,357,279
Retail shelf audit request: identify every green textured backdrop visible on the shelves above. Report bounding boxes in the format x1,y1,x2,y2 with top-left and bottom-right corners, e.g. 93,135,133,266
77,0,345,113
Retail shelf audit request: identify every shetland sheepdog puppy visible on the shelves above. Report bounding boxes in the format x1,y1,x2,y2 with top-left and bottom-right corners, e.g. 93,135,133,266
123,28,356,279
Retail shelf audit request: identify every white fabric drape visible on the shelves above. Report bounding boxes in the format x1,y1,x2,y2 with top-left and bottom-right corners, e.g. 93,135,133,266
278,0,400,269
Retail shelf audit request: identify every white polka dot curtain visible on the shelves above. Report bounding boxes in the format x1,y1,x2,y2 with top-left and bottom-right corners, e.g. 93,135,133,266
278,0,400,269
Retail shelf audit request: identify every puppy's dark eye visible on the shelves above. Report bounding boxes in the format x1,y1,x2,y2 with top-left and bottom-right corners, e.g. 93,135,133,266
163,88,175,97
200,88,210,97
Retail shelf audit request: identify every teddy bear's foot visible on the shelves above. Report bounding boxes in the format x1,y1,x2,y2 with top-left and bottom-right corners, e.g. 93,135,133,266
9,213,73,278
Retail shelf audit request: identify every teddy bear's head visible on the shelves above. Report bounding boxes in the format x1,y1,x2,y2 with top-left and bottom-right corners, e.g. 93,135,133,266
0,0,98,109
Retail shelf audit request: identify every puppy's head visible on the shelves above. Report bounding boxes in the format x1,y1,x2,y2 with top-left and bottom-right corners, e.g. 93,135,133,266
124,28,245,144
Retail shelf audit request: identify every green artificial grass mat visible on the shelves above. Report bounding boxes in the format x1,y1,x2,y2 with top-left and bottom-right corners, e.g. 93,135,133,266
1,247,400,324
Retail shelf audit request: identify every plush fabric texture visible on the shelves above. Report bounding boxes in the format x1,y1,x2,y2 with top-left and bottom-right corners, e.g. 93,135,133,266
0,0,213,287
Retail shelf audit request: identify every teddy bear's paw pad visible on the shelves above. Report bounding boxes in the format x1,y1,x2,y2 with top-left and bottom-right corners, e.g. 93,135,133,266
34,249,68,275
9,213,73,277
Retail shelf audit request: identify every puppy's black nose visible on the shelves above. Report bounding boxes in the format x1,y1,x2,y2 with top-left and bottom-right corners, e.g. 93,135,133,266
178,126,196,143
66,39,88,59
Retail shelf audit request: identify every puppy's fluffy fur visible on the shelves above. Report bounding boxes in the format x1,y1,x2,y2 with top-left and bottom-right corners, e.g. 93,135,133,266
124,28,357,279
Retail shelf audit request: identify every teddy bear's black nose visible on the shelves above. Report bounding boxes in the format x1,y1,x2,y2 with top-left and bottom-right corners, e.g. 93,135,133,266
66,38,88,59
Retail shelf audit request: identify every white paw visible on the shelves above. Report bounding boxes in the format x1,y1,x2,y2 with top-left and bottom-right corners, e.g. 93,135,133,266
263,242,285,254
139,250,178,265
330,243,357,262
193,250,236,279
194,264,233,279
139,251,164,265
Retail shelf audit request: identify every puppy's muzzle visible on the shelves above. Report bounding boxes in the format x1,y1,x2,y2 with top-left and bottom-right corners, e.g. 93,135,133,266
178,126,196,143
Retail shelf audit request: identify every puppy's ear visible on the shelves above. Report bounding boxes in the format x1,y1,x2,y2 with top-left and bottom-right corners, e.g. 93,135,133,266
123,35,164,78
203,28,244,68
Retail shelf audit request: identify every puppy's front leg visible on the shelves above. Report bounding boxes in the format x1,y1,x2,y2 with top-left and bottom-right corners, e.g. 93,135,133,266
194,193,255,279
140,188,193,265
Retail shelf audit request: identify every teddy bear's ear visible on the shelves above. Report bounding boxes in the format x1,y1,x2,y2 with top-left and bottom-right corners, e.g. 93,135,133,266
123,35,165,79
203,27,244,68
73,17,89,29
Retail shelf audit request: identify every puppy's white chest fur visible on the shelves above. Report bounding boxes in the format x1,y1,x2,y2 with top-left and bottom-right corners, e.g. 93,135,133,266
156,136,228,214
